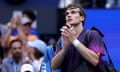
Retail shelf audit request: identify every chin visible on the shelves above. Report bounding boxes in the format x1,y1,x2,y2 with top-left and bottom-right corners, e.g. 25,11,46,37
67,22,73,25
69,21,77,24
70,22,76,25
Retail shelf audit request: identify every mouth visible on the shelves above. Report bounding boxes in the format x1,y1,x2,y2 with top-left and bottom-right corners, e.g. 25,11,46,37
67,19,73,22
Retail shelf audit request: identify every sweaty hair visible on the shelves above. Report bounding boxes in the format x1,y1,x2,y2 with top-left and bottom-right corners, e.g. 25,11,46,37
66,4,86,26
22,10,36,22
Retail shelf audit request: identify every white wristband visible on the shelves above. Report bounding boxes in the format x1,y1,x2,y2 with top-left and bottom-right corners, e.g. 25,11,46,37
72,39,80,48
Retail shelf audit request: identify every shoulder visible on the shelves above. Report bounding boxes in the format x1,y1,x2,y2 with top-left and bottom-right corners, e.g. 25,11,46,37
87,29,99,34
87,30,101,38
2,57,12,64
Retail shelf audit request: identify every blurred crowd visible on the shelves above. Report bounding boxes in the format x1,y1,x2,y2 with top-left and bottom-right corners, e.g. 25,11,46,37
0,10,57,72
58,0,120,8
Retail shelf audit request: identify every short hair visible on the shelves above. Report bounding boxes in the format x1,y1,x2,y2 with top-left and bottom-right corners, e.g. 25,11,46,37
22,10,36,22
66,4,86,25
9,39,23,48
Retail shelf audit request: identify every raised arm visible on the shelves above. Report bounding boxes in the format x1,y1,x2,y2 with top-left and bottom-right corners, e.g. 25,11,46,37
62,26,104,66
1,18,16,48
16,16,28,57
51,28,71,69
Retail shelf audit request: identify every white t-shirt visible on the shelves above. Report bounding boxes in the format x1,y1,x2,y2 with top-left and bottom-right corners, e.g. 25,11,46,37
32,57,44,72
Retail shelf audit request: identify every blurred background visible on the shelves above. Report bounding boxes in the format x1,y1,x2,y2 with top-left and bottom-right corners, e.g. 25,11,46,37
0,0,120,71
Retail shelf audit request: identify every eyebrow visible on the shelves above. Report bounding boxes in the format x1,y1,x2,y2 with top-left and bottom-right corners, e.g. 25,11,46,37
65,10,79,14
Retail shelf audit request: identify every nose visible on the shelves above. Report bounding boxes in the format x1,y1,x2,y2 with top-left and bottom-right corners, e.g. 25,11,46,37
67,12,72,17
15,48,21,52
66,14,72,20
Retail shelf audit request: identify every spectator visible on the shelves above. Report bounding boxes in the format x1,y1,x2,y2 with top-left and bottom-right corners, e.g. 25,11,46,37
22,10,40,38
1,39,27,72
27,39,47,72
78,0,93,8
105,0,120,8
96,0,107,8
20,64,34,72
2,16,38,57
58,0,74,8
11,10,40,39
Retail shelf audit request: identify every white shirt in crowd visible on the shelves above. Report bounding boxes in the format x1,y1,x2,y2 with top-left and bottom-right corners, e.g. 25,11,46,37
58,0,74,8
32,57,45,72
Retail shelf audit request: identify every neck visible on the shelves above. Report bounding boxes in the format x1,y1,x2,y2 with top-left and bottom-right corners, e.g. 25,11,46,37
25,33,29,36
72,22,83,37
13,57,21,64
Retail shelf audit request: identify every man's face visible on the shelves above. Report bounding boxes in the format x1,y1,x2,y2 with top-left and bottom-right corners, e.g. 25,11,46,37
22,24,31,35
21,15,31,35
11,41,23,59
65,8,83,25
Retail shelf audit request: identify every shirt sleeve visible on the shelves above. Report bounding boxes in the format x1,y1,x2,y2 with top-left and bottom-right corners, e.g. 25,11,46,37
1,59,7,72
88,30,105,55
32,57,44,72
32,60,40,72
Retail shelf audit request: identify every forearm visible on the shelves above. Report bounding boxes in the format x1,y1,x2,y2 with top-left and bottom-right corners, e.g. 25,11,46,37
17,25,27,45
51,48,67,69
1,28,12,47
74,39,100,66
17,25,28,56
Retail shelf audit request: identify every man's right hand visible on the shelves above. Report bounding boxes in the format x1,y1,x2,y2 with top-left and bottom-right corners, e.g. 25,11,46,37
60,26,71,50
9,17,16,29
15,15,22,27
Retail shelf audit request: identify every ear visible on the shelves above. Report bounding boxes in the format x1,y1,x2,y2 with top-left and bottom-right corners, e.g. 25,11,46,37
80,16,85,22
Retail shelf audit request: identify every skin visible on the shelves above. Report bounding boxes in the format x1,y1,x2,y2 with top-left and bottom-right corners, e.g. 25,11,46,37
51,8,100,69
11,41,23,64
2,16,28,57
22,14,32,35
27,47,36,61
22,24,31,35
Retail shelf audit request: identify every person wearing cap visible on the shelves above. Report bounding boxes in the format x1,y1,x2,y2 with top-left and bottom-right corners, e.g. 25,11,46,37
22,10,37,28
27,39,47,72
11,10,40,39
20,64,34,72
1,15,39,57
